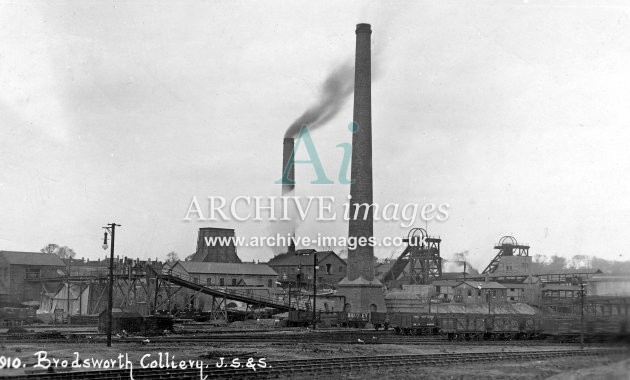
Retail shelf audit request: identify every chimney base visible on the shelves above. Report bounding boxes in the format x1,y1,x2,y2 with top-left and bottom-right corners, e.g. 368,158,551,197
336,276,385,314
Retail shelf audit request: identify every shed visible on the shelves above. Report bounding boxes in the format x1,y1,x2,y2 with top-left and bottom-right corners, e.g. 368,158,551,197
453,281,507,303
98,308,143,333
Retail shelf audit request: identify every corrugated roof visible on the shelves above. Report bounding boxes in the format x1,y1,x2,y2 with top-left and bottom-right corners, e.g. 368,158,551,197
432,303,537,315
384,298,539,315
455,281,506,289
542,284,579,291
586,274,630,282
431,280,460,286
503,283,536,289
535,268,602,275
0,251,65,267
176,261,277,276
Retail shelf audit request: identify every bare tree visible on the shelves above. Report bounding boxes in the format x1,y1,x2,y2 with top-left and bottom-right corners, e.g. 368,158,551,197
569,254,588,269
547,255,567,271
40,243,60,255
166,251,179,263
531,254,549,272
56,246,76,259
40,244,76,259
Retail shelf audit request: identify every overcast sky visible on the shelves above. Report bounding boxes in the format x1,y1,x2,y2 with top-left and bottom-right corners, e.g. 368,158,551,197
1,1,629,270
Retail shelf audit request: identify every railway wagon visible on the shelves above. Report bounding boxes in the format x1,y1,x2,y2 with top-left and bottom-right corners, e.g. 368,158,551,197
287,311,384,328
0,307,37,326
542,315,630,342
486,316,520,340
440,314,487,341
370,312,389,330
586,317,629,341
389,313,438,335
287,310,322,327
339,311,370,328
319,311,344,327
517,316,543,339
541,317,581,341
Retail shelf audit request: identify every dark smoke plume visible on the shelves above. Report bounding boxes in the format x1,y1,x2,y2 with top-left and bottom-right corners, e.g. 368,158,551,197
284,61,354,138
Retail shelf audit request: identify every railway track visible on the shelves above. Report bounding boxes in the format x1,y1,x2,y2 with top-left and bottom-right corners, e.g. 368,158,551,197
0,330,618,346
7,348,626,379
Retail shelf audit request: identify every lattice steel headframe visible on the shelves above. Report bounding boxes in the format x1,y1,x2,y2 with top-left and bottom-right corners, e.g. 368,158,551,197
382,227,442,285
481,235,530,274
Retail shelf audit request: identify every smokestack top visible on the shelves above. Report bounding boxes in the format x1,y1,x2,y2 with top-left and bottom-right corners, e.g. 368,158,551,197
281,137,295,190
356,23,371,34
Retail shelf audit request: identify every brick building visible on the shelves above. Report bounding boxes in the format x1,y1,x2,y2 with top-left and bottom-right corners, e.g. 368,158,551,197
453,281,507,304
267,250,347,289
0,251,65,305
171,261,277,288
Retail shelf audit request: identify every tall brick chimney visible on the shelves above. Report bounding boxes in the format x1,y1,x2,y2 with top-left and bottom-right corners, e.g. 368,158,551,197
281,137,295,196
347,23,374,281
337,23,385,314
281,137,296,254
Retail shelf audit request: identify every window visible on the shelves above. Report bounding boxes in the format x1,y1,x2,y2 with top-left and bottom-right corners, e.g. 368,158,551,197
510,297,515,301
25,268,40,279
326,264,332,274
510,288,515,292
193,276,199,284
219,278,224,286
206,278,212,286
477,289,482,296
339,266,343,273
435,286,441,293
267,279,272,288
467,289,472,297
231,278,237,286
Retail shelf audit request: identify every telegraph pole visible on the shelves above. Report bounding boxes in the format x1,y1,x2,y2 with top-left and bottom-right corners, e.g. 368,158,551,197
312,251,317,330
580,281,585,350
66,260,71,325
102,223,121,347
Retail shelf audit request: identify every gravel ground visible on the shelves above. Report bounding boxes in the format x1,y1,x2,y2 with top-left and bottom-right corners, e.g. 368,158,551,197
328,354,630,380
0,340,627,378
270,354,630,380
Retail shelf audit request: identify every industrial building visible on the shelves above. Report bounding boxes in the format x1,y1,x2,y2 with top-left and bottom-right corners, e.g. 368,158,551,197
0,251,65,305
586,274,630,297
267,249,347,289
453,281,507,304
170,261,278,288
